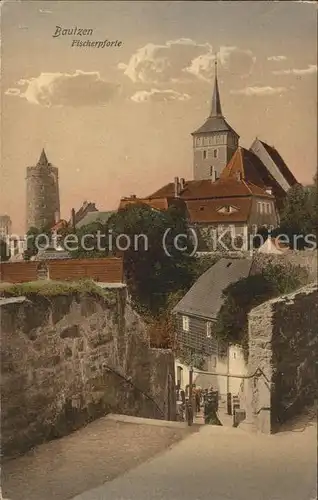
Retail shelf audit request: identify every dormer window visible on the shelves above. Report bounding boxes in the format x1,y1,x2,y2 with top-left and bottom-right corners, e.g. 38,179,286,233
217,205,238,214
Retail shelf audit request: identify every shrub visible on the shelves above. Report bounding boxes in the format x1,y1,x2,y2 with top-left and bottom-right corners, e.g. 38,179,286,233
215,262,308,357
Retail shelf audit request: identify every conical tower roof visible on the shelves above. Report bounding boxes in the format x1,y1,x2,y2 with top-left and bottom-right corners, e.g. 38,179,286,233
210,59,222,117
37,148,49,166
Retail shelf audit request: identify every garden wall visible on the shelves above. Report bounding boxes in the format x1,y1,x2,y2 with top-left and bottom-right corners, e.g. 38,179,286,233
0,285,176,458
242,282,317,433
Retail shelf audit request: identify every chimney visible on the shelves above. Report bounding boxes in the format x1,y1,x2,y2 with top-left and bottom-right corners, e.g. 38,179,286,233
180,178,185,190
71,208,76,230
211,166,217,183
265,186,272,195
174,177,180,198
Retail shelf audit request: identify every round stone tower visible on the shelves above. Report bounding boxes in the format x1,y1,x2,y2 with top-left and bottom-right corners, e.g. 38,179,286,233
26,149,60,231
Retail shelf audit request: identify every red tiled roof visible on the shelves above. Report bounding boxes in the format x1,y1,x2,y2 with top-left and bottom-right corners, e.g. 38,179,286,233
260,141,298,187
220,147,266,186
119,197,169,210
148,177,272,201
118,197,186,211
220,147,287,203
51,219,68,231
186,197,253,223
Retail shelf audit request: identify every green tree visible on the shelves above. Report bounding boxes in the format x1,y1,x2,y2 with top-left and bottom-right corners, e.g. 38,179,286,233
66,221,109,258
106,204,195,313
23,226,52,260
277,180,317,249
215,262,308,355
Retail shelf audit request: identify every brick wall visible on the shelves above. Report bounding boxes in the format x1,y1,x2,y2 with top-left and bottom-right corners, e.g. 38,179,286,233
0,258,123,284
0,261,39,283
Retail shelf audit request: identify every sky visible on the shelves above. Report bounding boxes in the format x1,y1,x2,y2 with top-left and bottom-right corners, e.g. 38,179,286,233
0,0,317,233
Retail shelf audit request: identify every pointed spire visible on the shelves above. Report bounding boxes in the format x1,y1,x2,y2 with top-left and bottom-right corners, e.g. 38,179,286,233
37,148,49,166
210,56,222,117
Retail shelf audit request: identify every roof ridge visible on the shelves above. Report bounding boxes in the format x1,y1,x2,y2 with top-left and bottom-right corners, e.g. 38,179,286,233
241,178,252,194
246,180,273,197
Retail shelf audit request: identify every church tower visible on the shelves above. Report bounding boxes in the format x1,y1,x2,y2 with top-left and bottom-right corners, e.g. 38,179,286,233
26,149,60,231
191,59,239,180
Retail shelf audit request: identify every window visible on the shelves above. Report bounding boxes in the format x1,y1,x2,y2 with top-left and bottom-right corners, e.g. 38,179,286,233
257,201,263,214
217,205,238,214
206,321,212,338
203,150,207,159
182,315,189,332
213,149,218,158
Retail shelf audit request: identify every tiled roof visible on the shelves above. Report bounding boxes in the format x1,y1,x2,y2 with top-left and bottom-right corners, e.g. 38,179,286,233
118,197,186,212
51,219,68,231
220,147,287,202
192,115,239,136
119,197,169,211
259,141,298,187
186,197,253,223
221,147,266,186
73,202,98,225
173,257,253,320
148,177,272,201
76,211,115,229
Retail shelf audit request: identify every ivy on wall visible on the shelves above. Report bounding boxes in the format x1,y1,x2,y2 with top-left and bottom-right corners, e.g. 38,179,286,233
215,262,309,358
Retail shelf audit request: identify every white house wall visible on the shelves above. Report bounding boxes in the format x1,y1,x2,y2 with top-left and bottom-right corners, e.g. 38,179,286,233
175,344,247,398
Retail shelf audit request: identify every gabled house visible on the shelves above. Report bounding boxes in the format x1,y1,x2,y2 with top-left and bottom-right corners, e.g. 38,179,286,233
173,257,253,395
71,201,98,227
119,173,278,251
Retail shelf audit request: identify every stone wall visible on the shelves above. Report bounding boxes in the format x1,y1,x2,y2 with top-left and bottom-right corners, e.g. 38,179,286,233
1,287,176,458
26,164,60,231
242,282,317,434
250,250,317,282
196,250,317,282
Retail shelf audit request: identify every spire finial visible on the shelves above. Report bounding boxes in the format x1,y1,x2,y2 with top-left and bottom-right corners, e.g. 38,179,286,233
210,53,222,117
